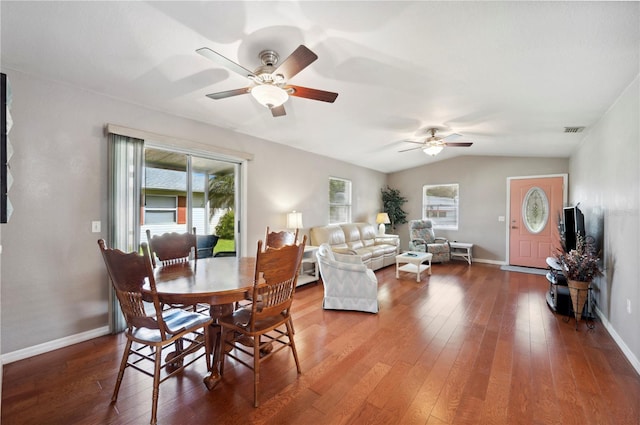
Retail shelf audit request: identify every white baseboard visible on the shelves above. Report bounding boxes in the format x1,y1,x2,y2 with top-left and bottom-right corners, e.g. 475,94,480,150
2,326,111,364
473,258,506,266
594,305,640,376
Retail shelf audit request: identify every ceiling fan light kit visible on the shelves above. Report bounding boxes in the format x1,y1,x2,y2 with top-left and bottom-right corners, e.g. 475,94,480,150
399,127,474,156
423,144,444,156
250,84,288,108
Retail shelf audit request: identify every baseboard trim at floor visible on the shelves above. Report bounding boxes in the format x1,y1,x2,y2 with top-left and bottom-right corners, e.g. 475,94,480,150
594,305,640,376
500,265,547,275
2,326,110,364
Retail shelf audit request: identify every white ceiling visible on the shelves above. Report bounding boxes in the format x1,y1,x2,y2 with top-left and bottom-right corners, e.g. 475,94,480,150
1,1,638,173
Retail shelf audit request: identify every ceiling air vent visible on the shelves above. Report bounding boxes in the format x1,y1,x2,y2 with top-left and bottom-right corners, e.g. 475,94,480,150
564,126,585,133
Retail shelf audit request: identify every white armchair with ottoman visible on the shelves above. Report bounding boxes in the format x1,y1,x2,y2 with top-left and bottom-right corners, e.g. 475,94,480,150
316,243,379,313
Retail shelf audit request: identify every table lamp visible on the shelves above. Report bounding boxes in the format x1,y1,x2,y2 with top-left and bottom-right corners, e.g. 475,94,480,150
376,212,390,235
287,211,303,230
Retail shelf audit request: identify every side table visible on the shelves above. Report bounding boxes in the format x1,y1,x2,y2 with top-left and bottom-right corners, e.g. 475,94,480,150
396,252,433,282
449,242,473,265
297,245,319,286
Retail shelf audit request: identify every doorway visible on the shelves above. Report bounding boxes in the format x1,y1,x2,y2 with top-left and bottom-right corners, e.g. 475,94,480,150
507,175,567,268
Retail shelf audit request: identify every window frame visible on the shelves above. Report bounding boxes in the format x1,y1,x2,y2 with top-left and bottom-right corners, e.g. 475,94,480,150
329,176,352,224
422,183,459,230
144,194,178,224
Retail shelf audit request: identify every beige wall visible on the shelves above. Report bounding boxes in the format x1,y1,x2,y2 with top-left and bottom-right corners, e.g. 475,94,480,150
387,156,569,262
569,75,639,370
0,70,385,356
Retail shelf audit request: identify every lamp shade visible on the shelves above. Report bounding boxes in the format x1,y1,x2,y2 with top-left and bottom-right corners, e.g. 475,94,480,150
376,213,390,224
251,84,288,108
423,144,444,156
287,211,303,229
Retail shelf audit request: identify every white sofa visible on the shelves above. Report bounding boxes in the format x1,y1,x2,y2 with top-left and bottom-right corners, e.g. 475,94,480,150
316,243,379,313
310,222,399,270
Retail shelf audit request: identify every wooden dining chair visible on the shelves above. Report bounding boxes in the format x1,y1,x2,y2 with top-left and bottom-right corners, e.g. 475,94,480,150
146,228,198,267
218,236,307,407
97,239,213,425
146,228,203,311
264,226,299,250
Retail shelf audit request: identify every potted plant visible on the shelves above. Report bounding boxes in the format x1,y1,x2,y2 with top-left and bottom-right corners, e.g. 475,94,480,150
381,186,408,232
555,235,602,325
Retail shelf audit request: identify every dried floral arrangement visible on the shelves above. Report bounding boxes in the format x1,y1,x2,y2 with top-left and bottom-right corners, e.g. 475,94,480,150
556,235,602,282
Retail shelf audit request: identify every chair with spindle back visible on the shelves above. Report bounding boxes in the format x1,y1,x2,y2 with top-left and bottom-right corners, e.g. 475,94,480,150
218,236,307,407
97,239,212,425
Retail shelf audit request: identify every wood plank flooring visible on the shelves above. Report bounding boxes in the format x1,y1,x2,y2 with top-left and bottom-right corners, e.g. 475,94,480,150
3,262,640,424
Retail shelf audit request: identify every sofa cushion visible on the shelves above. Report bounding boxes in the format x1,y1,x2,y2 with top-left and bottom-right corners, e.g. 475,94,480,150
310,224,346,246
356,223,378,244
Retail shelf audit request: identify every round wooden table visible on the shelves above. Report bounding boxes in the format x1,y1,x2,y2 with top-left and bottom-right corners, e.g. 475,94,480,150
147,256,255,390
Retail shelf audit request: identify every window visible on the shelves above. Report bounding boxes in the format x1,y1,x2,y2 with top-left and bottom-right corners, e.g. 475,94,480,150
329,177,352,224
144,195,178,224
422,184,459,230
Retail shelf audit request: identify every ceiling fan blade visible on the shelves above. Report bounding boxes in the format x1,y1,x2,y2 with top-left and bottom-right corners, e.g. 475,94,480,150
398,145,424,153
442,132,463,141
205,87,251,100
271,105,286,117
273,45,318,81
402,139,425,145
443,142,473,147
286,85,338,103
196,47,256,79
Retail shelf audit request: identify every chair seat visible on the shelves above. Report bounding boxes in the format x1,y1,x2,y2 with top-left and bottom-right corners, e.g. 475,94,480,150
132,309,211,342
218,307,287,334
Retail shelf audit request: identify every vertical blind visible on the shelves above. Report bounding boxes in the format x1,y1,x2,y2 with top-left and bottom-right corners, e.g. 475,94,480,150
108,133,144,332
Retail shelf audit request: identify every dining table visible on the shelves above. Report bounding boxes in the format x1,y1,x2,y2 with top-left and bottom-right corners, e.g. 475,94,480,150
146,255,256,390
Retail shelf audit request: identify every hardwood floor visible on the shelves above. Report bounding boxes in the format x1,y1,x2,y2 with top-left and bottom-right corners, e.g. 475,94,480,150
3,262,640,424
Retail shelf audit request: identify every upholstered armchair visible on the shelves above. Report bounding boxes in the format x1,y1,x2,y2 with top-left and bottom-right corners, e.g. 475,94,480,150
408,219,451,262
316,243,379,313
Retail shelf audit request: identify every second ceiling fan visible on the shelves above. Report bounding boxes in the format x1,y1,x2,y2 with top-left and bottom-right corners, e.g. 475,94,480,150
196,45,338,117
399,128,473,156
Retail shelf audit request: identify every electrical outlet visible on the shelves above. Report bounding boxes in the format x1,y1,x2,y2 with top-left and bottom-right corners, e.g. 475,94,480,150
627,299,632,314
92,221,101,233
498,216,505,222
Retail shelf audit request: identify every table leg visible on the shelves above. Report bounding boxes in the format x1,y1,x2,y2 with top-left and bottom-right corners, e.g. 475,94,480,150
395,260,400,278
202,303,235,390
415,260,421,282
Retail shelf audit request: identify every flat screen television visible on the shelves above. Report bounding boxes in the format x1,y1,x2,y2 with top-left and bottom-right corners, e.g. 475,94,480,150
563,205,585,252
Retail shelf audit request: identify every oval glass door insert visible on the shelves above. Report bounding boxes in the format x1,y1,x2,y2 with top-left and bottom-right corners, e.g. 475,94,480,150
522,187,549,234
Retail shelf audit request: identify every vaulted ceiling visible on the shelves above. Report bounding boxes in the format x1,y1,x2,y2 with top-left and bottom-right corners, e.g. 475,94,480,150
2,1,638,173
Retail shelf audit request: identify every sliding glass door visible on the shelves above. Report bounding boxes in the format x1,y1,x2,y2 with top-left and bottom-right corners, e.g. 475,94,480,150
142,146,239,255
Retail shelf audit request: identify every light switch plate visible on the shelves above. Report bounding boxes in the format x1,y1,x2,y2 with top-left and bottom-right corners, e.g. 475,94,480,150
92,221,101,233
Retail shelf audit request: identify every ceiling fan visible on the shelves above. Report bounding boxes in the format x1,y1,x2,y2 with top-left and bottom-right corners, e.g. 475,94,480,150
196,45,338,117
399,128,473,156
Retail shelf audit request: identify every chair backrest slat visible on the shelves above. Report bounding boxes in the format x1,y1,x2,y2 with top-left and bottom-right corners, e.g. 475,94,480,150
146,229,197,267
265,226,299,250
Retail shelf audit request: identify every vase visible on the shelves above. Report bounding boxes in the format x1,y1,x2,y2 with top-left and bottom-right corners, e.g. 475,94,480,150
567,279,590,325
